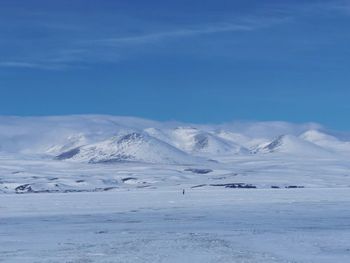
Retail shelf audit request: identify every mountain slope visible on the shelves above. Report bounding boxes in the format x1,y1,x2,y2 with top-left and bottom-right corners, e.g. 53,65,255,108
0,115,349,163
56,132,198,164
253,134,334,157
168,127,248,155
300,130,350,154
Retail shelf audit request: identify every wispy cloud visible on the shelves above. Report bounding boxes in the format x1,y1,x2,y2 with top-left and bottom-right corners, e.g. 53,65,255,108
0,21,268,70
0,61,42,69
274,0,350,16
0,6,303,71
94,23,256,46
0,61,73,70
0,48,93,70
325,1,350,14
3,0,350,71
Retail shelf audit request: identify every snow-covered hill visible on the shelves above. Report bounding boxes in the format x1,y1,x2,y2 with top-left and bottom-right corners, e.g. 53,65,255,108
157,127,249,156
252,134,334,157
56,132,198,164
1,115,350,194
0,115,349,163
300,129,350,154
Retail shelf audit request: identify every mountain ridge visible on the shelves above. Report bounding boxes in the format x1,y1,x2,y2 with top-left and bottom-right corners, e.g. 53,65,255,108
0,115,348,164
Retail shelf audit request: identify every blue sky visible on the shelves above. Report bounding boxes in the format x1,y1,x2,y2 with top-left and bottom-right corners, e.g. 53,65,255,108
0,0,350,130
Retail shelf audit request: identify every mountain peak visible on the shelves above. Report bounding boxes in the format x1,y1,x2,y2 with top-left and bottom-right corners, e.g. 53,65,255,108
300,129,338,142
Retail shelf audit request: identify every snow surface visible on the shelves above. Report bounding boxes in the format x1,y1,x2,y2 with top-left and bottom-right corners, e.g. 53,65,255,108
1,115,350,262
2,189,350,262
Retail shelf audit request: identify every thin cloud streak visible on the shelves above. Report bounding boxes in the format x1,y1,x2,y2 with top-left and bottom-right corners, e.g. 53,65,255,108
0,62,43,69
2,1,349,71
0,22,263,70
94,23,256,46
0,15,294,70
0,61,75,70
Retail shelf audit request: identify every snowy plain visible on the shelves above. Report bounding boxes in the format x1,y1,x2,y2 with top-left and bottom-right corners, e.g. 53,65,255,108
1,115,350,262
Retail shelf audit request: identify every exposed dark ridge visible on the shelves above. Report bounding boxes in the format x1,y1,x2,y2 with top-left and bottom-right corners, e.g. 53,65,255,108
263,135,285,152
118,132,144,144
194,134,209,150
56,147,80,160
184,168,213,174
89,154,135,164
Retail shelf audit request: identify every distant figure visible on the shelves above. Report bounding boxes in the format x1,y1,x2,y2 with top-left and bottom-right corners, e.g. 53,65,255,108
182,189,185,195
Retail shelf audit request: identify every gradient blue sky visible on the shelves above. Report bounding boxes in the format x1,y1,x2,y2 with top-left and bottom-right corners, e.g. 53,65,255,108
0,0,350,129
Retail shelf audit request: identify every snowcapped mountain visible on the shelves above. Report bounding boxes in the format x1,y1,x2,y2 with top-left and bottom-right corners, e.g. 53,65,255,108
300,129,338,143
144,126,249,156
2,115,350,194
56,132,198,164
300,129,350,153
252,134,334,157
166,127,248,155
0,115,349,164
215,130,260,148
191,132,248,155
